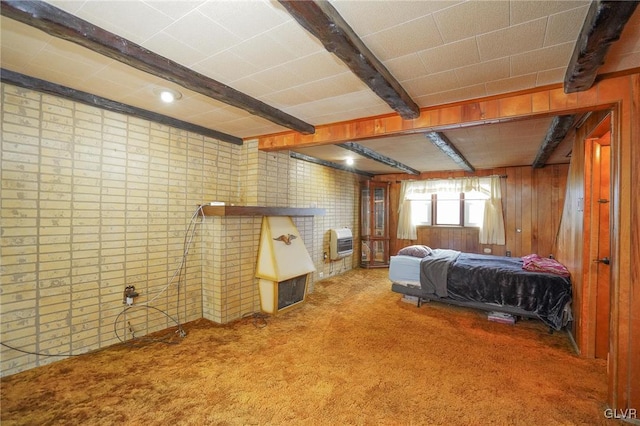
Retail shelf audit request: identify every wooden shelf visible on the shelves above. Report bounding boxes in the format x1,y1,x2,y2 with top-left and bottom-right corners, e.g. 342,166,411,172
201,205,326,217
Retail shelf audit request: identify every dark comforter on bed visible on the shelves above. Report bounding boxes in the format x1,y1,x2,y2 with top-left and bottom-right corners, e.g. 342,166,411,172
419,249,572,330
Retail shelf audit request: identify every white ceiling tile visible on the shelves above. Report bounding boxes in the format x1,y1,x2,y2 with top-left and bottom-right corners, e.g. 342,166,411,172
229,77,275,100
455,58,510,87
433,1,510,43
191,50,260,84
445,118,552,169
287,90,389,123
291,72,370,102
87,61,163,93
44,1,85,14
536,67,566,86
330,1,442,37
266,20,326,56
362,14,443,61
510,1,590,25
227,35,299,73
544,6,590,47
153,91,232,118
485,73,538,96
418,84,487,107
361,134,460,172
185,105,256,126
247,66,306,93
71,1,175,44
163,10,241,57
213,115,284,138
386,54,430,82
418,37,480,74
262,88,315,110
198,0,290,40
1,17,52,54
511,42,574,76
144,1,207,21
0,46,33,71
404,70,460,97
282,52,349,84
142,32,205,69
477,18,547,61
291,145,402,175
27,40,110,84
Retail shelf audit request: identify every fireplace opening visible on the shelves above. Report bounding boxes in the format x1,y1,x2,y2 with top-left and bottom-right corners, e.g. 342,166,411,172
278,275,307,310
258,274,309,314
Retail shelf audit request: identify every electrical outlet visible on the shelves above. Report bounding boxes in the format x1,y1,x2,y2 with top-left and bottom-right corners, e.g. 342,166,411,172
319,272,324,278
123,285,139,305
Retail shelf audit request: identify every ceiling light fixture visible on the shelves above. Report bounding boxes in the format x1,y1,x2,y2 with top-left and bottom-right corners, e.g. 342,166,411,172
153,87,182,103
345,157,354,166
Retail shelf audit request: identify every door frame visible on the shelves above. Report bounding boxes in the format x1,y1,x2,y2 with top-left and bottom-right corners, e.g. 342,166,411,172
581,112,614,360
586,130,611,360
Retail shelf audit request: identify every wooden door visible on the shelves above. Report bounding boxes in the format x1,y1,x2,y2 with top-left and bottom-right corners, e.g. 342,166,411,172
591,132,611,359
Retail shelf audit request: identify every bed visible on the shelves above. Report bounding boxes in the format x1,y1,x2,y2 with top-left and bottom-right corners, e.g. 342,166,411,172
389,248,572,331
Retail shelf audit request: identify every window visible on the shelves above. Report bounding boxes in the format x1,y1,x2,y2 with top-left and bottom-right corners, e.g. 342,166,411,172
412,190,488,227
411,199,432,225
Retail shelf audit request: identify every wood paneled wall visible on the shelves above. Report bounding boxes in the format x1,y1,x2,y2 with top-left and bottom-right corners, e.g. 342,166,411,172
382,164,569,258
555,109,610,358
544,75,640,411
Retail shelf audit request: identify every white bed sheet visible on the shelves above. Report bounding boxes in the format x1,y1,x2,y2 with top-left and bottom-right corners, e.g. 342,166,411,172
388,255,422,287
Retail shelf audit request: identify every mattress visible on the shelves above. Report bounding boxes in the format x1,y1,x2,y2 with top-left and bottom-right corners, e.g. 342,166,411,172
388,255,421,287
389,250,572,331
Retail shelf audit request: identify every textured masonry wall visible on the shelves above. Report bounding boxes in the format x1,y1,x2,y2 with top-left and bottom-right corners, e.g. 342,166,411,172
200,145,360,323
0,83,359,376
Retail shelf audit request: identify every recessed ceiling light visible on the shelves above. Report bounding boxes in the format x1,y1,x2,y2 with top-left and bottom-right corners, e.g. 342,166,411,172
153,87,182,103
345,157,354,166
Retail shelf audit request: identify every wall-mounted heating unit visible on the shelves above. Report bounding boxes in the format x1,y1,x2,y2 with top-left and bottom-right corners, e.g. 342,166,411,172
330,228,353,260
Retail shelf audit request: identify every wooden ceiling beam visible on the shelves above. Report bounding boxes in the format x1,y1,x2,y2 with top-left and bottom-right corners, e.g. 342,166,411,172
424,132,475,172
1,69,243,145
564,0,639,93
279,0,420,120
289,152,374,178
532,115,576,168
1,0,315,135
338,142,420,175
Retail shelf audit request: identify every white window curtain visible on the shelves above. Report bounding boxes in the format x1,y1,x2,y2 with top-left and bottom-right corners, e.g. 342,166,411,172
396,176,506,245
479,176,506,245
397,181,415,239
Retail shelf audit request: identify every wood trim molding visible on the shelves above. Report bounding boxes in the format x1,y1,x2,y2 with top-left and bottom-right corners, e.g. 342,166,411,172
279,0,419,120
258,85,616,151
1,0,315,135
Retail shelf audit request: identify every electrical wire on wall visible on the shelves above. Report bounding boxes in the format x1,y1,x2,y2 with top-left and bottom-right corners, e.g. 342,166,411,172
115,204,205,345
1,205,207,357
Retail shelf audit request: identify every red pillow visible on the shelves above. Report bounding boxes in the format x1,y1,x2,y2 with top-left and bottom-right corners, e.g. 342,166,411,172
522,254,570,277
